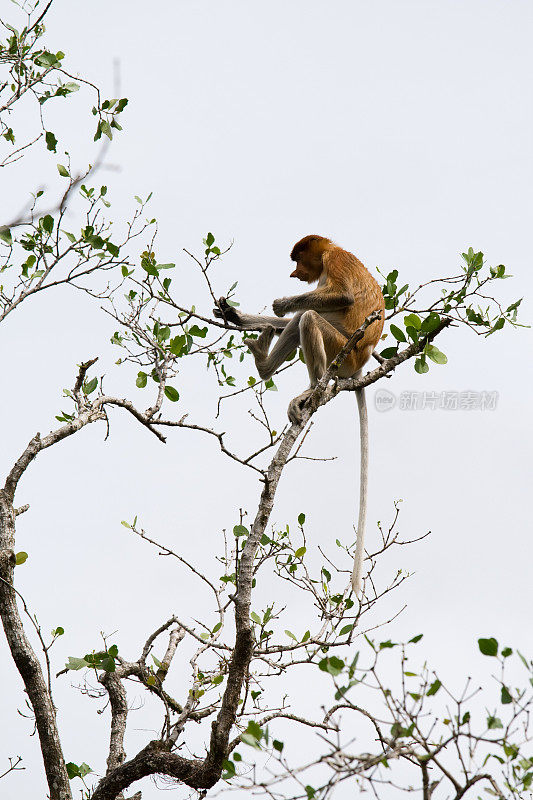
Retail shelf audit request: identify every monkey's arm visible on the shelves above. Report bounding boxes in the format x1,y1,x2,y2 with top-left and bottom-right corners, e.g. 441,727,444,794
214,297,291,331
272,288,354,317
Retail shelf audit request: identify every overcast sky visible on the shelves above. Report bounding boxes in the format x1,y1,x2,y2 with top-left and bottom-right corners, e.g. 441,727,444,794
1,1,532,798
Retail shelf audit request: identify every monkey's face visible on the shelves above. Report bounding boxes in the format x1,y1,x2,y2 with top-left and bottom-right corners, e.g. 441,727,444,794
290,259,322,283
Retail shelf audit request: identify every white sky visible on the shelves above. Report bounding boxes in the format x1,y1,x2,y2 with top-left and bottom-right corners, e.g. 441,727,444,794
1,1,532,798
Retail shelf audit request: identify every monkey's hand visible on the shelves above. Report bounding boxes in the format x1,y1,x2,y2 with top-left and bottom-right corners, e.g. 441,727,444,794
213,297,243,326
272,297,291,317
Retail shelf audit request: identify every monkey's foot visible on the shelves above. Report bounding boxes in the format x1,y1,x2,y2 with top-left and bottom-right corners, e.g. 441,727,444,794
247,325,275,360
213,297,243,326
287,389,313,424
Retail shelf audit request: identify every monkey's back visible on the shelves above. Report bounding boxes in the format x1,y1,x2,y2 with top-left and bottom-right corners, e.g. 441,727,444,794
325,247,385,373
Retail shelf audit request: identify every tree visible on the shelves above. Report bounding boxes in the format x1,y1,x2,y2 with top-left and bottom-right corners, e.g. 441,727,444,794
0,3,530,800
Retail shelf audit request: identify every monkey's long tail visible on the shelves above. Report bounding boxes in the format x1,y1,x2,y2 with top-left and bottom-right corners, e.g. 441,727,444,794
351,383,369,594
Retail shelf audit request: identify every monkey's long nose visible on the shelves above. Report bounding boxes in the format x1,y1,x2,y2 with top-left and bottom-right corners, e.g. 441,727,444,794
290,269,298,278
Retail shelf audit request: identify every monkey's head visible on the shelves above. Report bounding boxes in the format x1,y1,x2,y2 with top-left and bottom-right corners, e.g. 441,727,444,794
290,235,332,283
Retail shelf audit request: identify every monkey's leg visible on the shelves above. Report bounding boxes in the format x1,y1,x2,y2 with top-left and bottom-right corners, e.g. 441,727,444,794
247,312,303,380
288,311,350,423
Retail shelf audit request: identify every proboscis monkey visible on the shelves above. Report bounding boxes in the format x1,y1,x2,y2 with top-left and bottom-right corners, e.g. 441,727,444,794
214,235,385,593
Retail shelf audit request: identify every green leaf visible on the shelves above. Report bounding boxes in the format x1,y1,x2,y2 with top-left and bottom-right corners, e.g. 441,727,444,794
487,317,505,335
298,512,306,525
0,228,13,245
221,758,236,780
170,335,186,356
380,346,398,359
189,325,208,338
164,385,179,402
503,742,519,759
294,546,306,558
247,721,262,740
251,612,261,624
66,657,89,671
409,634,423,643
233,525,248,537
390,324,406,343
478,637,498,657
41,215,54,234
501,686,512,704
285,630,297,641
102,656,115,672
506,298,522,314
100,120,113,140
241,733,261,749
487,715,503,729
404,313,421,330
517,651,530,669
427,679,441,696
45,131,58,152
318,656,344,676
273,739,284,752
53,627,65,636
205,232,215,247
136,371,147,388
501,647,513,658
83,377,98,395
34,51,58,67
414,357,429,374
15,551,28,565
141,260,158,276
339,624,353,636
57,163,69,177
66,762,80,779
420,312,441,333
426,345,447,364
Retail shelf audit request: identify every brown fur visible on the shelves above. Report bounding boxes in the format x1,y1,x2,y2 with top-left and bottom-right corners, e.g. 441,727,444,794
285,236,385,378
